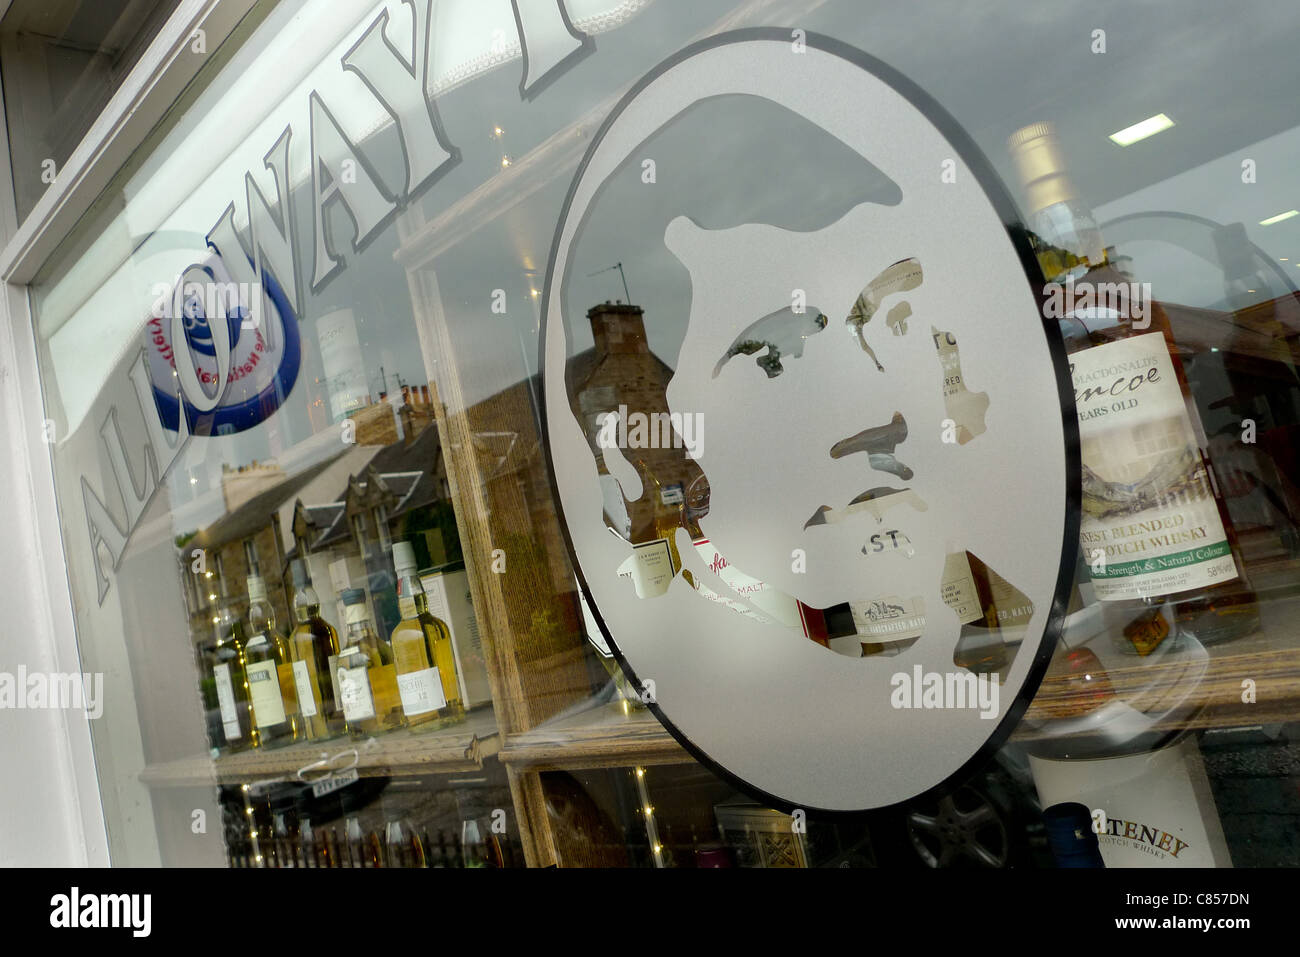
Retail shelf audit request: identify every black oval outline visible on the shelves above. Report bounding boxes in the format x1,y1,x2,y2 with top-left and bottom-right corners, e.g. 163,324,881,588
537,27,1081,814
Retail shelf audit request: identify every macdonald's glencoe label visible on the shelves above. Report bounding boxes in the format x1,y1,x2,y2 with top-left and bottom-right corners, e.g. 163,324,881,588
1072,333,1236,600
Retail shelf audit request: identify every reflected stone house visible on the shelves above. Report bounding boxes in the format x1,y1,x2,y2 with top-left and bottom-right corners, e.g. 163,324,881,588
178,386,454,645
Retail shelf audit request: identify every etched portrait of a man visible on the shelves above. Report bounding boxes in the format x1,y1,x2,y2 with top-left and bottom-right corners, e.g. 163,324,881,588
544,32,1071,809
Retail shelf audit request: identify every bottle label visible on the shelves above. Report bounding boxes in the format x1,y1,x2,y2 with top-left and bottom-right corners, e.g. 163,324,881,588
247,660,286,728
691,539,805,631
1071,333,1236,600
337,664,376,721
617,538,675,598
987,567,1034,638
397,667,447,716
213,664,241,740
940,552,982,625
292,660,318,717
850,596,927,641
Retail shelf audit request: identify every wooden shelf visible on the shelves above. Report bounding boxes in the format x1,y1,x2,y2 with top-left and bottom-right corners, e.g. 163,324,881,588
498,701,689,772
140,707,501,788
497,598,1300,773
146,591,1300,786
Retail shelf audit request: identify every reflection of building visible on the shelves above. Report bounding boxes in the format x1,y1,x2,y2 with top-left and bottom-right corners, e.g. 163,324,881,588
569,301,701,537
220,460,284,514
292,427,450,635
179,455,343,645
178,383,454,645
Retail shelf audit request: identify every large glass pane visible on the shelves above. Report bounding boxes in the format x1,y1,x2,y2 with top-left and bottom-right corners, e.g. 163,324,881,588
26,0,1300,867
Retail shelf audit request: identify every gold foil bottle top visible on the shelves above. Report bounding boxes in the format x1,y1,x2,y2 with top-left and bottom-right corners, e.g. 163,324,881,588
1007,121,1078,215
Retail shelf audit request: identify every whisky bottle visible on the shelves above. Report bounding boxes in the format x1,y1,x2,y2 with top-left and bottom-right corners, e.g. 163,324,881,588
242,559,298,749
390,540,464,728
1008,122,1260,648
336,587,405,737
384,816,427,868
207,553,252,752
287,559,343,738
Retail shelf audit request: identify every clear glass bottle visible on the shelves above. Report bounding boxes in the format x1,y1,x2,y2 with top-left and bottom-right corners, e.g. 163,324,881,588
1008,121,1260,650
287,559,344,739
206,553,252,752
336,587,405,737
389,541,465,728
242,552,298,749
384,815,427,868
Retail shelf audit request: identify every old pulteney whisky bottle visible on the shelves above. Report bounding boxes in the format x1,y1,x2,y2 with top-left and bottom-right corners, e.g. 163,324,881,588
242,549,298,749
1008,122,1259,651
390,541,464,729
336,587,405,738
287,559,343,739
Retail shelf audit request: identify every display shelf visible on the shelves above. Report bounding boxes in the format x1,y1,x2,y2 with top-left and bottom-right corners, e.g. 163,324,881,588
139,707,501,788
498,701,690,772
497,607,1300,773
1017,591,1300,742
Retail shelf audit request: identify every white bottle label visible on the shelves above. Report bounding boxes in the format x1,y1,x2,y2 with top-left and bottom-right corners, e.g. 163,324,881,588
292,660,318,717
1071,333,1236,600
337,664,375,721
691,538,805,630
247,660,286,728
397,667,446,716
213,664,241,740
850,596,927,641
616,538,675,598
940,552,983,625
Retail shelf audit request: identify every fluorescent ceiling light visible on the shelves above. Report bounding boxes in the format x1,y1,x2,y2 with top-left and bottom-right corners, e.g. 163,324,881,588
1258,209,1299,226
1109,113,1175,146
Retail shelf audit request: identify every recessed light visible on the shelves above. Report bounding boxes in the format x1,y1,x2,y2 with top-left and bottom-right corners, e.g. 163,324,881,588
1282,257,1290,261
1259,210,1299,226
1109,113,1175,146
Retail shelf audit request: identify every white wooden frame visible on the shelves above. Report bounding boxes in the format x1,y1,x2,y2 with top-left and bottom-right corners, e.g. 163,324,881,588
0,0,261,866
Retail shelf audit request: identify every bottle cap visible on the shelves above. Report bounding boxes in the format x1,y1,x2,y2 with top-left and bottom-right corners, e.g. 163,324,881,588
1007,121,1077,214
290,559,310,588
340,588,366,606
392,541,416,571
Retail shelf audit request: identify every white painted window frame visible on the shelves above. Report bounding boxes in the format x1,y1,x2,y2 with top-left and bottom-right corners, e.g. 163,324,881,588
0,0,261,866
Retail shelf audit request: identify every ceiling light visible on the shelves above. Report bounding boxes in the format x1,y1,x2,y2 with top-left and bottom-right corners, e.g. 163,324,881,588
1258,210,1298,226
1109,113,1175,146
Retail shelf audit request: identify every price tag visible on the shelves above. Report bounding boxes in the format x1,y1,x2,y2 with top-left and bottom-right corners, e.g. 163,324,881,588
311,767,358,798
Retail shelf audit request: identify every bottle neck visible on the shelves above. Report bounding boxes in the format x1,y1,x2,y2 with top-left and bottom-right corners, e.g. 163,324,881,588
344,607,372,645
293,585,321,623
396,568,429,617
247,577,274,634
